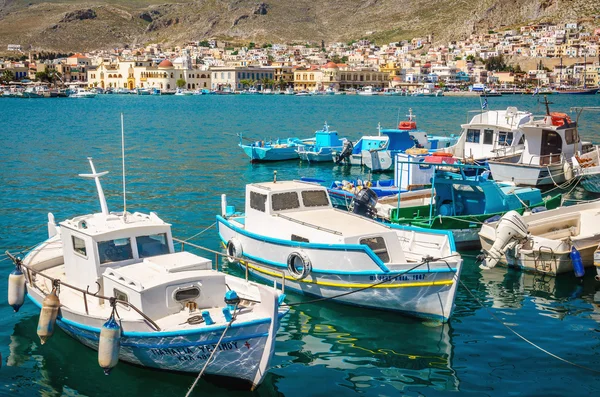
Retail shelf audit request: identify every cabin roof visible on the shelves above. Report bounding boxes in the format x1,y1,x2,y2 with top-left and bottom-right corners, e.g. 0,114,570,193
280,208,391,237
60,211,170,237
464,108,532,130
250,180,326,193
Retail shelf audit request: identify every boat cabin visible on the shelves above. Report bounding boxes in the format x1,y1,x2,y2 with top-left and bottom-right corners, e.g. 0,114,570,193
454,107,530,160
314,123,343,148
519,113,581,166
242,181,408,263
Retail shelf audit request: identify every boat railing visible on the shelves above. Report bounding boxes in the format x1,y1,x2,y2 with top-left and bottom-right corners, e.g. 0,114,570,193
274,213,343,236
5,250,161,331
527,152,565,166
173,238,286,293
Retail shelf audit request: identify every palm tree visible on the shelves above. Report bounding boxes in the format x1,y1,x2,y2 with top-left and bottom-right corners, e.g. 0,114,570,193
277,78,288,91
1,69,15,84
239,79,251,89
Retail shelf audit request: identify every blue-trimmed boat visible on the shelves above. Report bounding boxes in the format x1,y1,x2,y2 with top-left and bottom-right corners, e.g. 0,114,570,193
7,159,287,389
217,179,463,322
296,122,346,162
239,135,313,162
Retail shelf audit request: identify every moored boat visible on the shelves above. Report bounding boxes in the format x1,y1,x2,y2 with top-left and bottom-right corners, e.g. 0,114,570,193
239,135,313,162
5,158,287,388
296,122,346,162
217,179,463,322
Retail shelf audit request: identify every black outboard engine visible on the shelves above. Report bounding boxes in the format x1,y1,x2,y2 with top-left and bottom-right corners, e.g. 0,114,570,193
352,187,378,219
335,140,354,164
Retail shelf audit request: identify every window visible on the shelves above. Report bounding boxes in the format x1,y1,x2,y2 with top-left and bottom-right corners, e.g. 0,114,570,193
250,191,267,212
565,128,579,144
137,233,170,258
98,238,133,264
483,129,494,145
498,131,514,146
291,234,309,243
466,129,480,143
114,288,128,303
360,236,390,263
272,192,300,211
174,286,200,302
301,190,330,207
72,236,87,257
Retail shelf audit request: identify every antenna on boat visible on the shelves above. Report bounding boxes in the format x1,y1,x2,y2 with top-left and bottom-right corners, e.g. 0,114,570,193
542,95,552,116
79,158,109,215
406,108,415,121
377,122,381,136
273,170,277,183
121,113,127,221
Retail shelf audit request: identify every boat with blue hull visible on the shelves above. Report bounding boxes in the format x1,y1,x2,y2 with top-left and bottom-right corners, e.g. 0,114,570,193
217,179,463,322
239,136,313,162
296,122,346,162
6,158,287,389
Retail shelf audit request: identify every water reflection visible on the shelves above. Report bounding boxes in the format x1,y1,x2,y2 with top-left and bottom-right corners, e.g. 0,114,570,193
275,299,458,393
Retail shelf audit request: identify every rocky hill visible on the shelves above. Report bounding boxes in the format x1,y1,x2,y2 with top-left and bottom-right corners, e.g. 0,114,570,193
0,0,599,52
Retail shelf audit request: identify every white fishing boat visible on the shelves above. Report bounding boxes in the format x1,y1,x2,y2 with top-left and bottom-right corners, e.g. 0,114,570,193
478,200,600,276
358,86,376,96
217,179,463,322
6,158,287,389
69,88,96,98
487,99,590,186
437,106,531,162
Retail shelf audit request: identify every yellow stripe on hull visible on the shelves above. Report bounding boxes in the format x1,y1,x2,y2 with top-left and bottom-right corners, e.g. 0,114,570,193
241,261,455,289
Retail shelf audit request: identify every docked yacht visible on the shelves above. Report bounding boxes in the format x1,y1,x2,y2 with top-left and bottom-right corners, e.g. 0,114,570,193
69,88,97,98
6,159,287,388
217,179,463,322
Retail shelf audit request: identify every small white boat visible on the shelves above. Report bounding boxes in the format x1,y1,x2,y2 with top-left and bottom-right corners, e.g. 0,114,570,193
284,87,295,95
358,86,376,96
6,158,287,388
174,88,193,96
487,100,591,186
479,201,600,276
217,179,463,322
70,88,96,98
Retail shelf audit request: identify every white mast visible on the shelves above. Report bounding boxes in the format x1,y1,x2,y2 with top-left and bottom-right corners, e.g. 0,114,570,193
79,158,109,215
121,113,127,219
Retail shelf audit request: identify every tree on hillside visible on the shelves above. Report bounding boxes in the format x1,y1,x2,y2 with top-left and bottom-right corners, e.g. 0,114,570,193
176,78,186,88
35,71,49,82
484,55,507,71
466,54,476,62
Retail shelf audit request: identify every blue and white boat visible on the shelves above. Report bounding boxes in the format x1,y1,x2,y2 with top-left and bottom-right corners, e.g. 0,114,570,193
7,159,287,389
362,110,457,172
296,122,346,162
217,179,463,322
239,135,313,162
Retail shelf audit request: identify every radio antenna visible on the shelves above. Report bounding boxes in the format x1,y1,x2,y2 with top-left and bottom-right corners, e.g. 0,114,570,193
121,113,127,221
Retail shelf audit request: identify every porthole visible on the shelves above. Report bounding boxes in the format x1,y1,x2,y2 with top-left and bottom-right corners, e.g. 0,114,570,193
174,286,200,302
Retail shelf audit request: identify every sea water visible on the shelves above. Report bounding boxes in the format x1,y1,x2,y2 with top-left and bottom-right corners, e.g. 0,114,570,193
1,94,600,396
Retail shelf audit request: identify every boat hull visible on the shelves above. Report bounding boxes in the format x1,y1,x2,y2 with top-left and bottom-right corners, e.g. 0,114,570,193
217,217,461,322
26,289,282,387
241,145,299,162
578,166,600,193
487,161,566,186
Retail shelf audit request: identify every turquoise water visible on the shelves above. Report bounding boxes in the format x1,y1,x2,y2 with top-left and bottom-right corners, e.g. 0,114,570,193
1,94,600,396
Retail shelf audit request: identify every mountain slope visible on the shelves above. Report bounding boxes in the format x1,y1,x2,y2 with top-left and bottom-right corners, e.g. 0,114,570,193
0,0,598,52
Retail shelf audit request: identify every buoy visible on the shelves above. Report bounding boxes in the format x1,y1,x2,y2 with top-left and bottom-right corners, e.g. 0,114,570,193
8,266,26,312
98,316,121,375
571,246,585,278
37,287,60,345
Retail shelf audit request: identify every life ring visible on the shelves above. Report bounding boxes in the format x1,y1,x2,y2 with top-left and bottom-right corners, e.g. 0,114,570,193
432,151,452,157
226,238,243,263
287,251,312,280
549,112,572,127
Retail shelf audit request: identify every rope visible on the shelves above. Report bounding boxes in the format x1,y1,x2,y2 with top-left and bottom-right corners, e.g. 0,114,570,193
282,254,459,307
181,222,216,242
458,278,600,374
185,303,239,397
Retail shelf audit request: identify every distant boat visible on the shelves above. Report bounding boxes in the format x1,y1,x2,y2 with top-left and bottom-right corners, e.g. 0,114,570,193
358,86,376,96
239,135,313,162
556,87,599,95
136,88,152,95
69,88,96,98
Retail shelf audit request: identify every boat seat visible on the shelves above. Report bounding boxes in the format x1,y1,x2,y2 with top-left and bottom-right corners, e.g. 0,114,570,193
529,213,581,238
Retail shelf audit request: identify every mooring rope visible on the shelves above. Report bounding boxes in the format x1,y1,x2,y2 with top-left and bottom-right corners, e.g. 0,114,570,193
458,278,600,374
181,222,217,242
185,303,239,397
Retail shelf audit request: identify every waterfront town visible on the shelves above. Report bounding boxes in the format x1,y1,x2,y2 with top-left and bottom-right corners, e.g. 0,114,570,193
1,20,600,94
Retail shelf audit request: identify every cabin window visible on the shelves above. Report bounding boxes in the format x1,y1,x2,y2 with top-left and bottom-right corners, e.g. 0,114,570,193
360,236,390,263
565,128,579,145
301,190,330,207
483,129,494,145
98,238,133,264
518,135,525,145
113,288,128,303
498,131,514,146
137,233,170,258
72,236,87,257
466,129,480,143
250,191,267,212
272,192,300,211
291,234,310,243
174,286,200,302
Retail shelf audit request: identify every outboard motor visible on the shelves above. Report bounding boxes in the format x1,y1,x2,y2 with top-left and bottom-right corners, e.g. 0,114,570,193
480,210,529,270
335,140,354,164
352,187,378,219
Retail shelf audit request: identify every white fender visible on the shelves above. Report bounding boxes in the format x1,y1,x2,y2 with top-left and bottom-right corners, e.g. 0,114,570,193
480,210,529,270
226,238,243,263
98,317,121,375
287,251,312,280
8,267,26,312
37,288,60,345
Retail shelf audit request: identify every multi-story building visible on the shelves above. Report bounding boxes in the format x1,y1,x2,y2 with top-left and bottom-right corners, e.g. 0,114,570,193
210,66,275,90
